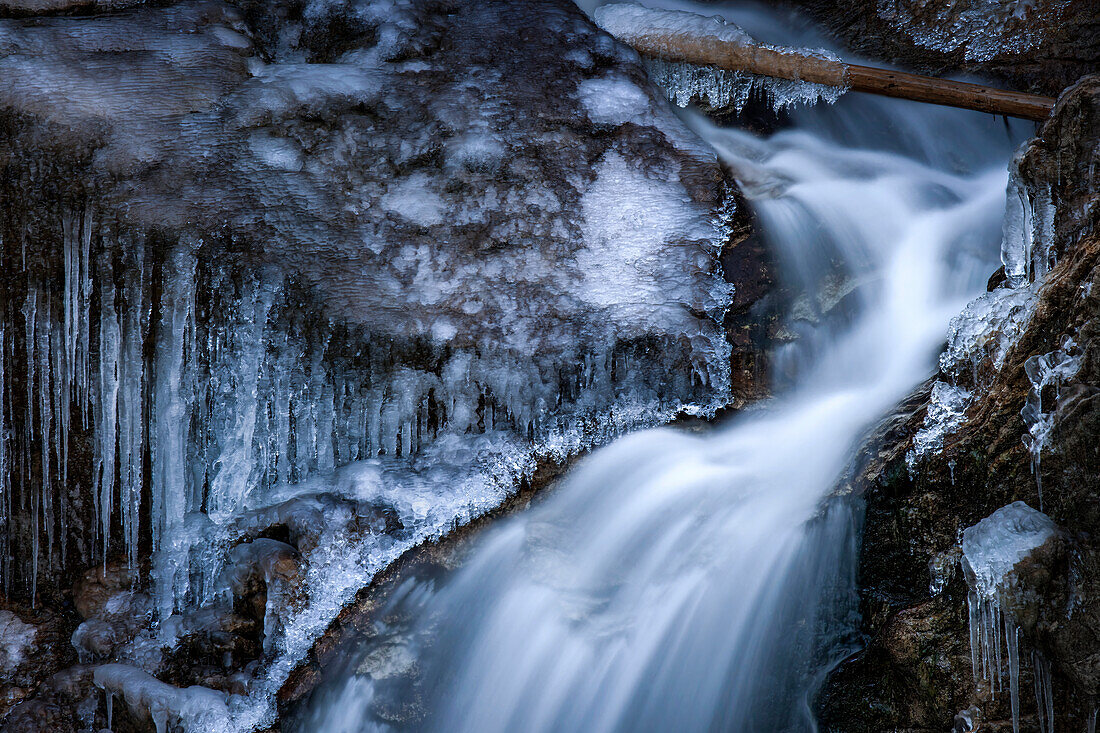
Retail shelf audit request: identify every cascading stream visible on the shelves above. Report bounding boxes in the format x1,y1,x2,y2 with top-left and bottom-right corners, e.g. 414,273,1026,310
300,4,1028,731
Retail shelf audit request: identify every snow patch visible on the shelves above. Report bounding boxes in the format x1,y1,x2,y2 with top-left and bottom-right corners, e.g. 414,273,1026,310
380,173,447,228
577,76,651,126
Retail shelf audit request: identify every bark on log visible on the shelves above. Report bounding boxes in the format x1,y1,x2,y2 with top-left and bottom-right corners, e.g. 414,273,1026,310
595,4,1055,121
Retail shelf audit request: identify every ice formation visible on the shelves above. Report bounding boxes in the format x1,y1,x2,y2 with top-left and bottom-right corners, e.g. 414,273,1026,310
0,1,739,729
0,0,734,598
93,664,231,733
875,0,1070,62
1020,337,1081,509
907,381,972,470
0,609,35,676
593,3,848,114
916,141,1065,471
1002,152,1057,288
962,501,1058,733
643,58,846,113
939,284,1041,386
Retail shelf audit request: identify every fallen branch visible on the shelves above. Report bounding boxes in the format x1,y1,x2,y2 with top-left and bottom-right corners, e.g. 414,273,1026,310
594,4,1055,121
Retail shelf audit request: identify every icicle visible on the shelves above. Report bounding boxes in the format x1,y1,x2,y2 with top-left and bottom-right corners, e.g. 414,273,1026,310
1006,615,1020,733
36,287,54,584
206,270,277,522
0,323,8,596
22,289,39,605
151,241,198,619
96,249,120,562
80,205,94,424
1033,651,1054,733
118,238,147,569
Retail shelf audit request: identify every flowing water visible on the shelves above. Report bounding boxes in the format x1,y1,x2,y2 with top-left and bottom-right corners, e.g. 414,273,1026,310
301,3,1029,731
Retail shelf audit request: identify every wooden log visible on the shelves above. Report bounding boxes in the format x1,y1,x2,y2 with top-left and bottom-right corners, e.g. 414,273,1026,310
594,4,1055,121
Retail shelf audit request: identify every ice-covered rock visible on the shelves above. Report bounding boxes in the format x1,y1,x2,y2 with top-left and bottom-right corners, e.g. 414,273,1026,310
875,0,1070,62
0,0,733,611
92,663,231,733
962,501,1058,602
939,284,1040,387
962,502,1060,733
0,1,738,729
0,610,36,677
907,380,972,470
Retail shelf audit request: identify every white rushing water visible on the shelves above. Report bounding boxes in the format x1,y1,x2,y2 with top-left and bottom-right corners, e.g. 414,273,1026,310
298,4,1029,731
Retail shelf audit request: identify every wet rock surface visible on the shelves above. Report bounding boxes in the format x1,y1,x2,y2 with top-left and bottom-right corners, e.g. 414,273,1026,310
819,75,1100,731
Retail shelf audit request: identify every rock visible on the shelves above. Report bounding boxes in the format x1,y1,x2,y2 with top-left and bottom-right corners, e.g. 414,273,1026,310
0,611,35,678
819,74,1100,731
782,0,1100,97
0,0,741,612
73,565,138,621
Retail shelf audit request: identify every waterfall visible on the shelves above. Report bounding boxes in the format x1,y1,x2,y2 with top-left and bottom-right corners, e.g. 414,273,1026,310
297,4,1028,731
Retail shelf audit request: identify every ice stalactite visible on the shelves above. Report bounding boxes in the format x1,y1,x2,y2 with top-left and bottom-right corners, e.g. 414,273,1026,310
1002,151,1057,288
594,3,848,114
1033,650,1055,733
0,323,8,597
962,501,1058,733
150,241,198,620
97,247,121,566
642,57,846,114
118,238,148,570
1020,337,1080,510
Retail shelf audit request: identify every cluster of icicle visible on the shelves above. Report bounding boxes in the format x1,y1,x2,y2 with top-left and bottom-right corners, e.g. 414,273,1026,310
962,501,1058,733
592,3,847,114
908,150,1060,469
0,203,722,619
642,57,846,113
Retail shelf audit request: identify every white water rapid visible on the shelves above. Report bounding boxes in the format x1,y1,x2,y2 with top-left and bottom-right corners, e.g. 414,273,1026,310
300,3,1029,731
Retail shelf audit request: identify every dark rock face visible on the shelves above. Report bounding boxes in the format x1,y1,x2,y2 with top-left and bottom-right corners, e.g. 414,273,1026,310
819,75,1100,731
783,0,1100,97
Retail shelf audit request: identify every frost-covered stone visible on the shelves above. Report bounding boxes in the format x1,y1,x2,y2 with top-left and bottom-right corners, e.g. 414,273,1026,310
0,610,36,677
875,0,1071,62
907,380,972,470
962,502,1060,733
0,0,732,608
